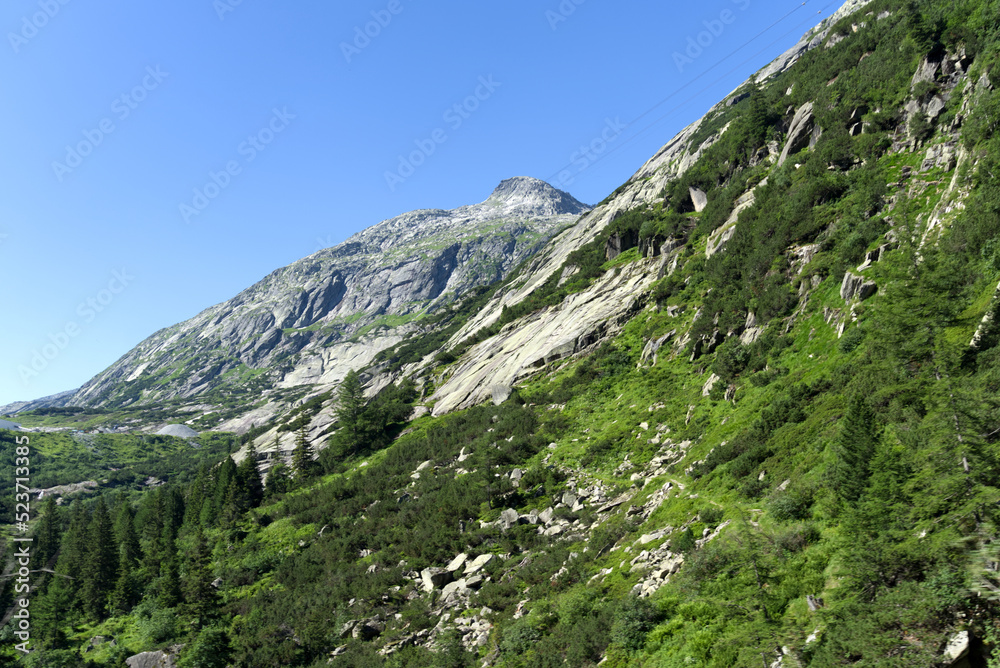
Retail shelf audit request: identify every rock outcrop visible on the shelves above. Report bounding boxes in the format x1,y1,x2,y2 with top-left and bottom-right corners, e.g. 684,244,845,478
429,259,657,415
840,272,877,302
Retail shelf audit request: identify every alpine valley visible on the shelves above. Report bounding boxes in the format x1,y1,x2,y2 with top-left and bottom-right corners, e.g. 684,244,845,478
4,0,1000,666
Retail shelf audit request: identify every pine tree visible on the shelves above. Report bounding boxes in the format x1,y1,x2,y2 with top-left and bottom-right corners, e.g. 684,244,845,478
843,435,917,600
264,461,292,497
34,496,62,568
831,395,879,503
110,501,143,614
233,444,265,511
155,528,182,608
182,529,218,629
35,502,86,646
184,461,213,527
81,497,118,619
113,502,141,568
214,457,238,510
336,369,368,455
293,425,316,479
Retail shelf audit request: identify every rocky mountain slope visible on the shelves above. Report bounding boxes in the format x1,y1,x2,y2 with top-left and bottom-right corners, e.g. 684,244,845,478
43,177,587,428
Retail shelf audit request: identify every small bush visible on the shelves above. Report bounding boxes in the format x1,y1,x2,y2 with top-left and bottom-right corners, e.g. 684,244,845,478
839,325,866,353
767,492,812,521
699,507,724,527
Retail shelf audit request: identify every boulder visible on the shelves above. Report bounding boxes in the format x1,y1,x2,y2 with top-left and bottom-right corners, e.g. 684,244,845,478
943,630,969,663
500,508,520,530
840,272,877,302
352,618,384,641
464,553,495,575
126,650,178,668
420,567,454,592
440,579,471,604
446,553,468,573
857,245,886,271
544,523,566,536
689,187,708,213
538,507,555,525
640,330,676,366
702,373,721,397
339,620,358,639
778,102,816,166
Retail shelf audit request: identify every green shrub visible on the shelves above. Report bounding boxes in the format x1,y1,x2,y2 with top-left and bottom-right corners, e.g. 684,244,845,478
610,596,661,651
699,507,724,527
767,492,813,521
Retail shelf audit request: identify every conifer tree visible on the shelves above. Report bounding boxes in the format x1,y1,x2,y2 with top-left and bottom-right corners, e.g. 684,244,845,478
82,497,118,619
155,528,182,608
843,435,916,600
264,461,292,497
831,395,878,503
214,457,238,510
336,369,368,455
184,461,213,527
233,444,265,511
293,425,316,479
182,529,218,629
109,501,143,614
113,502,141,568
34,496,62,568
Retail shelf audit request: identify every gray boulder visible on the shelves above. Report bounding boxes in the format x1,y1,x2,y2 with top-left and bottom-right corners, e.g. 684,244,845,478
778,102,816,166
840,272,877,302
420,567,454,592
500,508,520,530
446,553,468,572
464,553,495,575
126,649,178,668
688,187,708,213
352,618,384,641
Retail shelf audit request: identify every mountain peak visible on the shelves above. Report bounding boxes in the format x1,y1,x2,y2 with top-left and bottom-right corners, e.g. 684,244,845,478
484,177,590,217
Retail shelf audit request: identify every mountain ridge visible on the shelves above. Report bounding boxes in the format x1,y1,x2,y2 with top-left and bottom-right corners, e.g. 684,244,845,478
3,177,587,427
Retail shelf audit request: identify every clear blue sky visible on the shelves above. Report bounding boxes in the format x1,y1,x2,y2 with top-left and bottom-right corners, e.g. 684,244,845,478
0,0,840,406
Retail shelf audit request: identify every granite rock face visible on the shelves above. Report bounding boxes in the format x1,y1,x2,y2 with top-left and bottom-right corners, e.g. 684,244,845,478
60,178,587,426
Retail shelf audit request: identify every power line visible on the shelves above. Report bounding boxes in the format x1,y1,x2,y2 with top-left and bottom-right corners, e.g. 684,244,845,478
546,0,844,185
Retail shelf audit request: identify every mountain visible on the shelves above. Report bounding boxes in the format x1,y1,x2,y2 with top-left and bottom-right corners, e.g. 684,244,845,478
44,177,587,429
8,0,1000,666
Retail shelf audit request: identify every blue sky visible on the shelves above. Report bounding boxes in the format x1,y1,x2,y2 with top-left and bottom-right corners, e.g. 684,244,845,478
0,0,839,406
